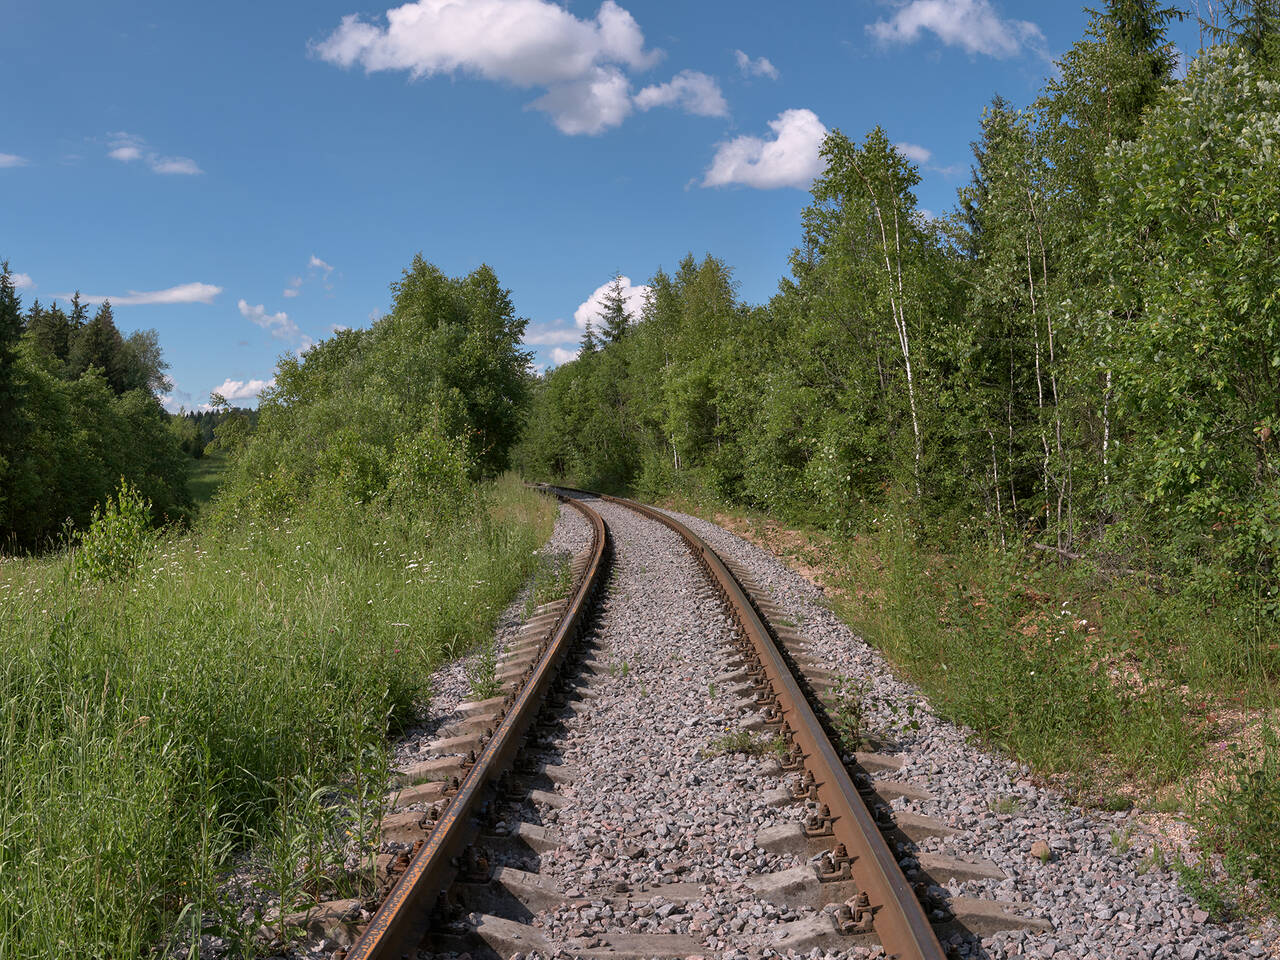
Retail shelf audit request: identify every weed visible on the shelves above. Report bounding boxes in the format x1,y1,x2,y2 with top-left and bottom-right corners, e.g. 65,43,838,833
705,729,775,757
1110,826,1134,855
638,684,648,698
707,681,717,699
1194,727,1280,914
465,643,502,701
1138,842,1167,875
829,676,873,749
1174,857,1236,920
991,795,1022,815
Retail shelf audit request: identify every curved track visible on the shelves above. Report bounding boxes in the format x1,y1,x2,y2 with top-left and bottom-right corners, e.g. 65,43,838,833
343,487,955,960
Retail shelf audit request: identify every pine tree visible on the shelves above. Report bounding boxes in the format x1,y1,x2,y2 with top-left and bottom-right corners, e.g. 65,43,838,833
598,274,631,343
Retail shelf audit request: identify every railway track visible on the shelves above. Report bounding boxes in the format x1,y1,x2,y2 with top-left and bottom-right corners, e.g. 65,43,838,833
323,488,1049,960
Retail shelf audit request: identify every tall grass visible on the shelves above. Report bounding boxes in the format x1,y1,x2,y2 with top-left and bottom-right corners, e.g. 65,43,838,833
0,476,554,959
832,516,1203,797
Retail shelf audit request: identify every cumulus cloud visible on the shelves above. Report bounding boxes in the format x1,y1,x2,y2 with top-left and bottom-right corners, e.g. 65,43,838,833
703,108,827,190
867,0,1046,59
210,377,275,403
238,299,302,342
634,70,727,117
895,141,932,165
73,282,223,306
573,276,650,329
734,49,778,79
10,272,34,291
550,346,580,366
309,254,334,275
315,0,661,135
523,323,583,346
0,153,29,168
107,133,203,175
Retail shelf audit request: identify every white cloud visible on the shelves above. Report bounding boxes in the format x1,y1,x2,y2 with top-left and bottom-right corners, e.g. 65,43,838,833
523,323,582,346
703,108,827,190
73,282,223,306
550,346,580,366
314,0,660,135
573,276,650,329
10,272,34,291
1,153,30,168
283,287,300,298
151,156,202,175
238,299,302,341
634,70,727,117
107,132,202,175
530,65,634,134
210,377,275,403
733,49,778,80
309,255,333,275
895,141,932,165
867,0,1045,59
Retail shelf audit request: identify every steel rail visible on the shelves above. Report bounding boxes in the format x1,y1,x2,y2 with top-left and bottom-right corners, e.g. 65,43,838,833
344,492,609,960
584,490,947,960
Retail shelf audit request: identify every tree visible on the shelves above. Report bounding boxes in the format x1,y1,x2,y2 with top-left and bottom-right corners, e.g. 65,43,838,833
0,262,25,537
597,274,631,343
120,328,172,395
1094,44,1280,581
69,301,129,393
24,301,73,369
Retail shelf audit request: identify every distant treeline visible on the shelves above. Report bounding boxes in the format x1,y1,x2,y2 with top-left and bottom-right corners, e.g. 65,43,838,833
517,3,1280,604
0,273,191,548
170,407,259,459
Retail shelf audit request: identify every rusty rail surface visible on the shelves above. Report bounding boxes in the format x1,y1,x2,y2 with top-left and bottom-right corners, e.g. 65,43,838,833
585,489,947,960
344,492,609,960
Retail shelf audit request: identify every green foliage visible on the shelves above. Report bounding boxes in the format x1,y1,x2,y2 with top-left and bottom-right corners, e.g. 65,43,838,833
72,479,155,582
0,477,554,960
1196,727,1280,914
1095,45,1280,591
216,256,530,522
0,269,190,551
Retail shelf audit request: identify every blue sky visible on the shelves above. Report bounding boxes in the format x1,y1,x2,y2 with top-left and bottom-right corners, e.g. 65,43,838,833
1,1,1202,410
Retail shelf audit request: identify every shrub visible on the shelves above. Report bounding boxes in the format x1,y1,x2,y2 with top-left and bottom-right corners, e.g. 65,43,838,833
72,479,154,582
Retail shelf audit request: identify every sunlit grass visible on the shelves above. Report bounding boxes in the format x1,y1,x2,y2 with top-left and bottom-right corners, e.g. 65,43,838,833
0,476,554,959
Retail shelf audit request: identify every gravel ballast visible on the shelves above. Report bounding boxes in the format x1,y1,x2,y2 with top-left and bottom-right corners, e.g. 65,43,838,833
663,506,1280,960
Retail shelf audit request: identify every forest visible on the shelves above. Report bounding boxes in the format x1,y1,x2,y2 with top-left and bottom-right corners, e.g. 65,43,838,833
515,1,1280,909
518,1,1280,627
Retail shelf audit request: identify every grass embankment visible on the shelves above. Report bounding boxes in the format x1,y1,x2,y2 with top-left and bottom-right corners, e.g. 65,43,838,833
660,486,1280,918
0,476,555,959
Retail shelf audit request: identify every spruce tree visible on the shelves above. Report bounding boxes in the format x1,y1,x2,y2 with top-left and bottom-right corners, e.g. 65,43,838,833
598,274,631,343
0,262,25,533
25,300,72,367
579,320,599,355
69,300,129,392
